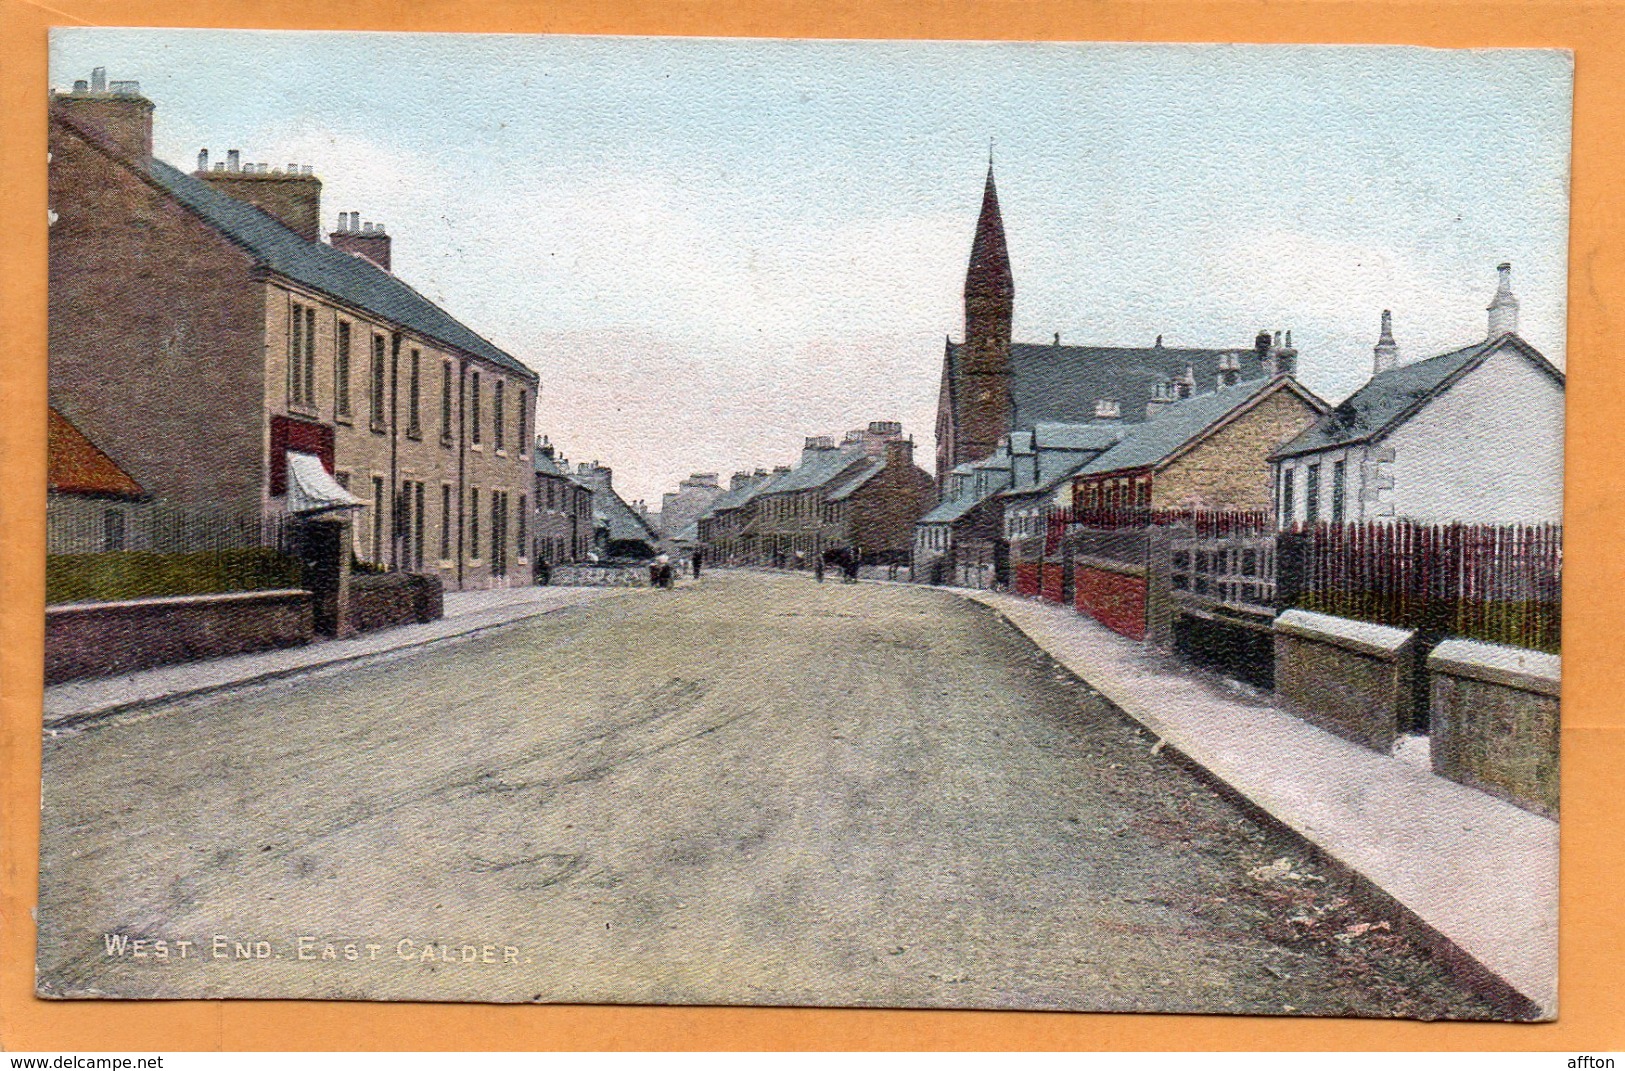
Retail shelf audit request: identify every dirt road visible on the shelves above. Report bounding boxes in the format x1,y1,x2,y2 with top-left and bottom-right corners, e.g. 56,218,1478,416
38,572,1497,1017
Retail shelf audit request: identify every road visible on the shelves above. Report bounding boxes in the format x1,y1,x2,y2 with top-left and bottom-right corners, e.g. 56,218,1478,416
38,572,1497,1016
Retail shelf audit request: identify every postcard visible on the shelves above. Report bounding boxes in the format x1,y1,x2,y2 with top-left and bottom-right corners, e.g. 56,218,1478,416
39,30,1567,1020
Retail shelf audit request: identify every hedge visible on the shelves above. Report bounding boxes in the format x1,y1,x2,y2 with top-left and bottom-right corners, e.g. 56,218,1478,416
47,547,303,605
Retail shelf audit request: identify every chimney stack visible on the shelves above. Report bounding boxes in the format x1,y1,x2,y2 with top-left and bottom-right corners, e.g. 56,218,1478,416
1487,261,1519,338
1373,309,1400,374
884,436,915,470
1216,352,1241,387
330,212,392,272
52,69,154,162
197,151,323,241
1094,399,1122,421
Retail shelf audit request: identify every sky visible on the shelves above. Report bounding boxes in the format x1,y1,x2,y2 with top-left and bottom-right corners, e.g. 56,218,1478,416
52,31,1572,506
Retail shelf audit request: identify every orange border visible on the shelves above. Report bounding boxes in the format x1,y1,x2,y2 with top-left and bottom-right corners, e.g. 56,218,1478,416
2,0,1621,1052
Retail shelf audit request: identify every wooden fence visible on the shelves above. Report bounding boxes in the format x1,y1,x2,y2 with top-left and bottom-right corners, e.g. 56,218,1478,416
1292,521,1562,653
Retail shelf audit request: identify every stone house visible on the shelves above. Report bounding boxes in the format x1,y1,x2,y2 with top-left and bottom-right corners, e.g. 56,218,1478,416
998,422,1126,568
745,422,931,568
695,469,783,565
913,449,1013,589
570,462,660,560
1270,265,1565,527
1069,374,1328,514
531,438,595,570
658,473,724,542
47,407,150,555
48,72,539,590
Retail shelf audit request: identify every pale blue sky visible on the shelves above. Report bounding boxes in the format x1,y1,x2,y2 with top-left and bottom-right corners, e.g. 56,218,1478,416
52,31,1572,504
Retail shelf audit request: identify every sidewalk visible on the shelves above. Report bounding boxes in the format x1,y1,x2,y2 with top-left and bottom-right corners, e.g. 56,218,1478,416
44,585,630,730
965,588,1558,1019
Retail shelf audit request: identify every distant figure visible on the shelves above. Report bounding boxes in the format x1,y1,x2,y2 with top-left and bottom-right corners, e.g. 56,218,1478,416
814,555,825,583
691,550,703,580
535,558,552,586
843,555,859,583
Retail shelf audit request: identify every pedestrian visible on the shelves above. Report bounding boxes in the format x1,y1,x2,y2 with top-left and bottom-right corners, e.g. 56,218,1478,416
691,549,703,580
814,555,825,583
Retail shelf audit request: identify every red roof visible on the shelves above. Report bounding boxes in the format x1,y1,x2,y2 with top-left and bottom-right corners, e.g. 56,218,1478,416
48,407,145,498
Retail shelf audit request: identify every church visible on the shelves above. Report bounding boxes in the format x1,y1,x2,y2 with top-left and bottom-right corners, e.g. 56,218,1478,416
935,162,1279,489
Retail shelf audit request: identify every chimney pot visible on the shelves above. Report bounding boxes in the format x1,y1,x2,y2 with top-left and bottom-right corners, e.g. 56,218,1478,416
72,79,88,93
197,148,209,172
1487,261,1519,338
90,67,106,92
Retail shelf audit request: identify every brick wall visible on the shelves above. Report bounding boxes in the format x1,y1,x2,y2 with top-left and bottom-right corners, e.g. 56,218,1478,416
1014,561,1040,597
1074,561,1147,640
1040,561,1067,604
45,589,311,684
848,456,936,562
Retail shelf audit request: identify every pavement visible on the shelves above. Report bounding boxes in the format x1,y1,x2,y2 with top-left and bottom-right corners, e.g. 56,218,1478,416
962,587,1559,1019
43,583,629,730
37,572,1500,1017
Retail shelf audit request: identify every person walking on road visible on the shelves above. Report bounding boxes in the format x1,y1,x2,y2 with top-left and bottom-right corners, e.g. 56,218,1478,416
691,550,703,580
814,555,825,583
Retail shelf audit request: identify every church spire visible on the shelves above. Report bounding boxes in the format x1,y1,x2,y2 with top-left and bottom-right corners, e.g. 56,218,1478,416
965,160,1013,317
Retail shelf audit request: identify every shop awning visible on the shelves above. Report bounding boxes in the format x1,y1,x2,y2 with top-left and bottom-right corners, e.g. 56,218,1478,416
286,451,364,515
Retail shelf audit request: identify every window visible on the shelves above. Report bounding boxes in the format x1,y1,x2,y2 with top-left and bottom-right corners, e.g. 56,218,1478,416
288,301,316,408
370,336,387,431
1305,463,1321,525
470,372,482,445
414,481,426,570
371,476,386,562
335,320,352,417
440,361,453,444
1331,459,1346,524
1280,469,1295,527
469,487,480,558
490,490,506,576
102,509,125,552
494,380,506,451
517,494,528,558
441,484,452,560
518,389,529,453
407,349,422,438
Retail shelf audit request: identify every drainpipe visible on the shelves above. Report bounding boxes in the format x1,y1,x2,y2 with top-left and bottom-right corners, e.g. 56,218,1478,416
389,332,401,572
456,356,468,590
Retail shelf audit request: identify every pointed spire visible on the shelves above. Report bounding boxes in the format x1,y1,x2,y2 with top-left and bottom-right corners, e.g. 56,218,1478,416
1374,309,1399,374
965,158,1013,307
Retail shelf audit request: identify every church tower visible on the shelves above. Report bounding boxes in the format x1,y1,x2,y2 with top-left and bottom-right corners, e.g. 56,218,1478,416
937,160,1014,486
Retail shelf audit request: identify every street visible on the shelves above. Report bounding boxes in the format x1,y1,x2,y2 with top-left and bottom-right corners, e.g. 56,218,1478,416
39,572,1496,1016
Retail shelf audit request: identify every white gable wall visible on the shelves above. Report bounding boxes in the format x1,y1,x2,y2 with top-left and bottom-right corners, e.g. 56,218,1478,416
1383,347,1563,524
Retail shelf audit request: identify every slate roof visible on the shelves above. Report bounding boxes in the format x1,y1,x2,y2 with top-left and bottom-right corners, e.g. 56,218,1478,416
533,450,568,477
1271,333,1562,460
918,488,996,525
1032,422,1126,452
1077,375,1321,476
946,340,1264,429
48,407,145,498
1001,449,1105,499
698,471,788,520
62,109,538,380
591,488,659,547
827,459,885,502
761,446,870,495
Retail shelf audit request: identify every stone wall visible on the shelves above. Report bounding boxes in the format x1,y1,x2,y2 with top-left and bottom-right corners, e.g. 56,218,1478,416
1074,557,1147,641
1273,609,1416,752
346,573,444,635
549,564,650,587
46,589,312,684
1429,640,1560,818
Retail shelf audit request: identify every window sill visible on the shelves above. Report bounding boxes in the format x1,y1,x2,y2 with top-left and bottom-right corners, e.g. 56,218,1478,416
335,414,354,427
287,403,320,419
406,428,423,442
370,423,387,436
469,443,484,453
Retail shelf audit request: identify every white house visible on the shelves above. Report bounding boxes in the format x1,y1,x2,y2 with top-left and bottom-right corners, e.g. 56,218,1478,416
1270,264,1564,527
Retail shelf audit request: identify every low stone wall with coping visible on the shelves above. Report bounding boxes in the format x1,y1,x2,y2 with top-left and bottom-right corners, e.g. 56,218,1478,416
1074,556,1147,640
1429,640,1560,818
45,589,312,685
1273,609,1416,752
